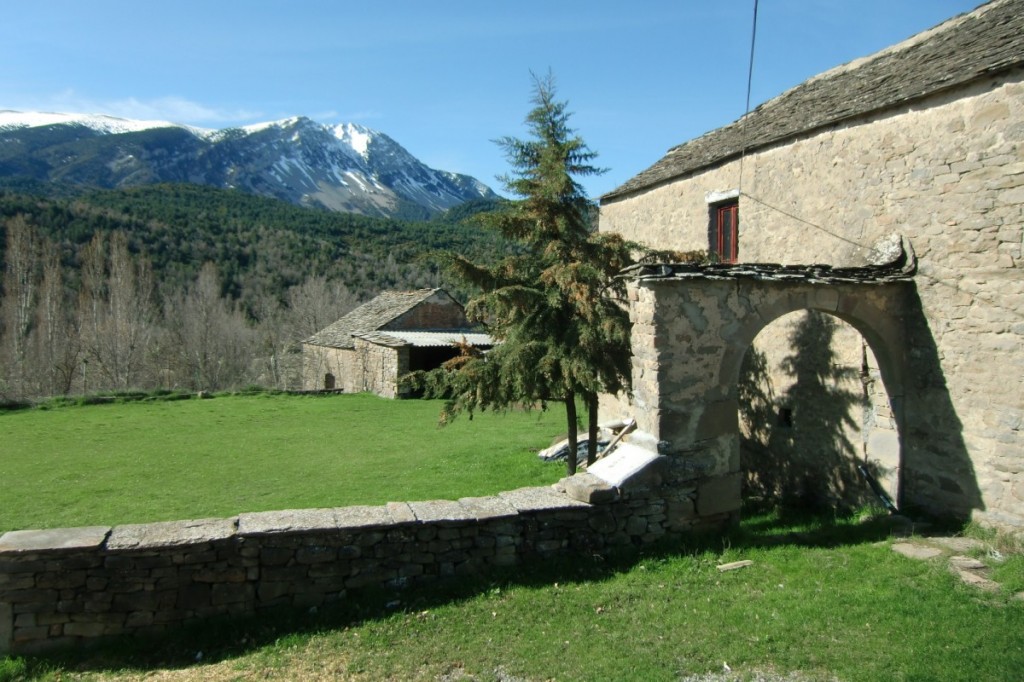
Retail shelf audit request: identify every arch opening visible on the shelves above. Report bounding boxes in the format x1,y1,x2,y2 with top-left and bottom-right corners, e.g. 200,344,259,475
735,309,902,514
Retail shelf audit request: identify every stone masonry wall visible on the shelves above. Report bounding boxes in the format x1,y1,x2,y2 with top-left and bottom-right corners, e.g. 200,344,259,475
0,455,737,655
602,71,1024,528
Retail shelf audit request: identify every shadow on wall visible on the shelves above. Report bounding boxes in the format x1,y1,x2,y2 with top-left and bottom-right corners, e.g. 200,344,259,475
900,284,983,521
738,311,880,512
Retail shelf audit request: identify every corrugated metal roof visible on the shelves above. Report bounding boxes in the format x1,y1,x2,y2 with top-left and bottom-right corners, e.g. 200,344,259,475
355,330,493,348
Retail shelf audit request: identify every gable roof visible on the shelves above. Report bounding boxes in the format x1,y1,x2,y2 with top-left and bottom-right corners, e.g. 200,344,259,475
305,288,447,349
602,0,1024,202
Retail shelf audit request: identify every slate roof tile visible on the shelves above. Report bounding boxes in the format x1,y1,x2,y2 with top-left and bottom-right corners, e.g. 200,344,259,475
603,0,1024,202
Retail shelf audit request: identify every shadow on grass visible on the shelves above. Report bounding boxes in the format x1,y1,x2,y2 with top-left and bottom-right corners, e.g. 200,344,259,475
5,505,954,681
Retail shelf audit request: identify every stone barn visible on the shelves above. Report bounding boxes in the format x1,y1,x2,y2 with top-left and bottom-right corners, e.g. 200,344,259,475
599,0,1023,528
301,288,491,398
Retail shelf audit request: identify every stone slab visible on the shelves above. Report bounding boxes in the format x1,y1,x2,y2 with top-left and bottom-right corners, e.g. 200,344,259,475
0,526,110,554
334,505,393,530
457,496,519,521
408,500,475,523
949,555,987,570
560,473,619,504
891,543,944,560
107,518,236,550
928,537,988,553
588,443,664,489
952,567,1000,591
696,472,742,516
236,508,338,536
499,486,589,513
386,502,417,524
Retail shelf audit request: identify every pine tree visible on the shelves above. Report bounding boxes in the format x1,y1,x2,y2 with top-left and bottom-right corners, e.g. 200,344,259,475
412,73,636,474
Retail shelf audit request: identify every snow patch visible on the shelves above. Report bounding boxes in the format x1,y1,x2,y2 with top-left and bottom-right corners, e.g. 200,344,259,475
0,109,212,137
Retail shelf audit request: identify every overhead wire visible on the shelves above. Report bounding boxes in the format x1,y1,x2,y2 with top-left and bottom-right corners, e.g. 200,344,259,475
733,0,1021,320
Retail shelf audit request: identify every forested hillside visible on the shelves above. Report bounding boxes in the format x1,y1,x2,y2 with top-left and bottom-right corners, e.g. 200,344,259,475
0,183,506,401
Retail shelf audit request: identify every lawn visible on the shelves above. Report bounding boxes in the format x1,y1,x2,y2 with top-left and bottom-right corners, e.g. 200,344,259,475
3,510,1022,681
0,392,565,532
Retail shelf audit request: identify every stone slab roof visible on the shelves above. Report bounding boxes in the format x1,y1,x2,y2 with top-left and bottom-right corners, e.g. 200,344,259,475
622,238,916,285
602,0,1024,202
305,288,443,349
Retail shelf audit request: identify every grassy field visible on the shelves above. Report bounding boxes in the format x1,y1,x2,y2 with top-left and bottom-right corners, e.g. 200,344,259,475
2,393,1023,681
0,392,565,532
2,510,1022,681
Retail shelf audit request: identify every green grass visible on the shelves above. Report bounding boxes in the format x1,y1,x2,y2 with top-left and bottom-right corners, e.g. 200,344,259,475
0,392,565,532
5,511,1022,682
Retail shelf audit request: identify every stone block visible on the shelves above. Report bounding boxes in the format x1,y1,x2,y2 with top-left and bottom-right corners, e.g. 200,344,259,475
695,473,742,517
334,505,394,530
107,518,235,550
588,443,667,492
0,527,110,555
560,473,619,504
457,496,518,520
237,508,337,536
408,500,475,523
63,621,106,638
385,502,417,524
499,486,589,513
295,546,337,565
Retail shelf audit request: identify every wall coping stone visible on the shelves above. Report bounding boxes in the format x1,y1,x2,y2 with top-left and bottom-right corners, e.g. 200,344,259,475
498,486,589,512
457,496,519,520
0,526,110,554
386,501,417,524
560,473,620,505
409,500,475,523
237,508,340,536
334,505,395,530
107,518,237,550
588,444,665,489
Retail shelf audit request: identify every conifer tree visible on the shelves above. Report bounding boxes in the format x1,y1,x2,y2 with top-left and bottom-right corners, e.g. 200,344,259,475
412,73,636,474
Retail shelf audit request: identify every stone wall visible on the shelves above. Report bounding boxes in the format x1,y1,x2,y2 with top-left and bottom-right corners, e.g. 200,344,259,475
352,339,407,399
301,345,360,393
0,449,736,655
301,342,407,397
601,71,1024,528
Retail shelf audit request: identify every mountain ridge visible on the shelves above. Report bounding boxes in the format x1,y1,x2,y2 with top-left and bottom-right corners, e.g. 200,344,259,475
0,110,497,219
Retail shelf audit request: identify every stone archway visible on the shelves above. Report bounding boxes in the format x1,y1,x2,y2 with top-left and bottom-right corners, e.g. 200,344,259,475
625,261,914,519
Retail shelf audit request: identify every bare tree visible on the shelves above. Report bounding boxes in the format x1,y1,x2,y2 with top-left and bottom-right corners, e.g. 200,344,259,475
165,262,256,391
78,232,157,391
0,215,41,399
34,240,80,396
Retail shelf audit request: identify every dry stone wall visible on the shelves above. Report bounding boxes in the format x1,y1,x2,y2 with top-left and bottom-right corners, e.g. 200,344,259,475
0,453,733,655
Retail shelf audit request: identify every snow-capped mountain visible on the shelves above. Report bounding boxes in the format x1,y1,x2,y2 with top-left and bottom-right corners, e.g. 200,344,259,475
0,111,496,218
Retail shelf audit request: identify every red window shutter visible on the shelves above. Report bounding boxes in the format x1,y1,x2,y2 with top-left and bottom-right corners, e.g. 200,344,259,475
715,203,738,263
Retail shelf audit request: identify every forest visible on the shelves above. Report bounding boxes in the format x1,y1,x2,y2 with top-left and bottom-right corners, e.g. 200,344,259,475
0,182,506,402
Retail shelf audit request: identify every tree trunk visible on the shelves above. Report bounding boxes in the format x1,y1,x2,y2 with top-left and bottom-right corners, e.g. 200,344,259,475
586,392,599,466
565,390,578,476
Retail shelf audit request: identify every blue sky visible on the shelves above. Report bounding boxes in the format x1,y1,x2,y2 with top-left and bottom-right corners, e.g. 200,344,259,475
1,1,982,198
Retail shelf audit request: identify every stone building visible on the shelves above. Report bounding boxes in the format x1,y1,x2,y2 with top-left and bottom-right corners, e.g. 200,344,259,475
301,288,490,398
599,0,1023,528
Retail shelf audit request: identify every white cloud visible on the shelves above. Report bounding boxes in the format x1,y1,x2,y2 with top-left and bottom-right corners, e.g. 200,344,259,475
6,90,261,126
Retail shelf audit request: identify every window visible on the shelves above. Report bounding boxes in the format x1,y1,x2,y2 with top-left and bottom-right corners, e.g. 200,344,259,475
709,201,738,264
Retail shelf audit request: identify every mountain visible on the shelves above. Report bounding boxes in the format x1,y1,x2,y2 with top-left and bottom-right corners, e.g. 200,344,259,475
0,111,497,219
